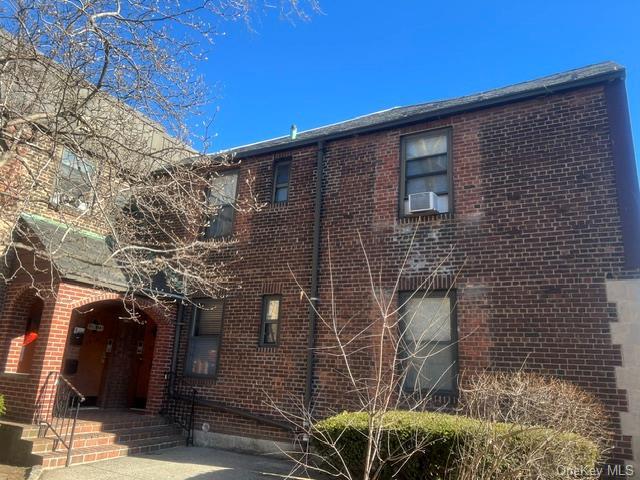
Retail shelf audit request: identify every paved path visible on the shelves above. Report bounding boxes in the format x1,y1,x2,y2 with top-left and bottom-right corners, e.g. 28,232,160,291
40,447,313,480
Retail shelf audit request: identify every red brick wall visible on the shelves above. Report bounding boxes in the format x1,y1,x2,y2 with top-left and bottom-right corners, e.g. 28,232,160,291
0,280,174,422
176,82,639,463
174,146,317,441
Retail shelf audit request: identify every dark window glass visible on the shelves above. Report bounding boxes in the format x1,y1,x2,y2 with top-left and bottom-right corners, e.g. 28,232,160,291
399,292,457,394
400,131,451,215
259,295,281,346
206,172,238,238
272,160,291,203
207,204,234,238
274,187,289,203
406,175,449,195
406,155,448,176
185,300,224,377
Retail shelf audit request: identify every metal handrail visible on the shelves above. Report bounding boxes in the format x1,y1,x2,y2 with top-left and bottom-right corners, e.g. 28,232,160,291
34,372,85,467
161,371,197,446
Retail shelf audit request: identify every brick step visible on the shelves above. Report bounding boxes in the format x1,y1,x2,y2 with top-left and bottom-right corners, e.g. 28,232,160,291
31,424,182,453
19,415,171,439
72,415,171,434
37,434,184,469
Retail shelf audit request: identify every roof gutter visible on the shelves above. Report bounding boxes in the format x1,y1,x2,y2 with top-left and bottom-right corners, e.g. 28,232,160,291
230,69,624,160
304,140,325,412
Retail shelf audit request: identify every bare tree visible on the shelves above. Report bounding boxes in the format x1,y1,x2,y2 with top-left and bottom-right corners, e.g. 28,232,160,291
0,0,319,312
267,227,463,480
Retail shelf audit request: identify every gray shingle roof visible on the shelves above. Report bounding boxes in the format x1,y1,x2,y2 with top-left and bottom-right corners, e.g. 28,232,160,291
221,61,624,158
19,213,128,291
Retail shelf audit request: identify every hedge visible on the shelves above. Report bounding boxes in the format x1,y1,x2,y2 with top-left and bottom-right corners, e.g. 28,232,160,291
0,394,5,417
312,411,599,480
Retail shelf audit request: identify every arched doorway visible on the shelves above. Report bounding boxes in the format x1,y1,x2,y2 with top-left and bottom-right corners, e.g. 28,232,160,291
16,296,44,374
61,301,157,410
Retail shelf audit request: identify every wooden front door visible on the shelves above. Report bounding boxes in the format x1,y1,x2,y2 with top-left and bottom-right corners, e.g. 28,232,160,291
127,321,156,409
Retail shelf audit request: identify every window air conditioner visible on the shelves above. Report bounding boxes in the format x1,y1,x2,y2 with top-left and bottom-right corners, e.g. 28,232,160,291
408,192,438,213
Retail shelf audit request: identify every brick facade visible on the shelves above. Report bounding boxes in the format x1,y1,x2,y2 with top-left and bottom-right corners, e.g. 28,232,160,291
171,80,640,465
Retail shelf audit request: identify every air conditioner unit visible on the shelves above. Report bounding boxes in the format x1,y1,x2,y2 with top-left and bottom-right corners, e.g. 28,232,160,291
408,192,438,213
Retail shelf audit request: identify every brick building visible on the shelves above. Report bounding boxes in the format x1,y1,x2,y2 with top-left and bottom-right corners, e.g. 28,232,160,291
1,61,639,470
171,61,640,469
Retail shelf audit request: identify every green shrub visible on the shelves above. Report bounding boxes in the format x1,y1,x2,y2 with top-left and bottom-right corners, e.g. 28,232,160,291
0,394,5,417
312,411,599,480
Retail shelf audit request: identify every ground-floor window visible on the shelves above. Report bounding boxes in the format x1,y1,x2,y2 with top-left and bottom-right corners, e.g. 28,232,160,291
398,290,458,395
185,299,224,377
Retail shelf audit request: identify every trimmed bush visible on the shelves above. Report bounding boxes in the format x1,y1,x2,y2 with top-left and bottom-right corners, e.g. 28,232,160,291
0,394,5,417
312,411,599,480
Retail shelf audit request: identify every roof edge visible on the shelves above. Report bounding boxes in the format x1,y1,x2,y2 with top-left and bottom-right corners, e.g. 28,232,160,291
225,63,625,159
20,212,107,242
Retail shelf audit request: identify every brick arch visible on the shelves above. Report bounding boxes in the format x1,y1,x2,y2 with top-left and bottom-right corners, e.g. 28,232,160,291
0,284,53,374
68,294,172,327
68,292,121,310
64,292,175,414
2,283,53,317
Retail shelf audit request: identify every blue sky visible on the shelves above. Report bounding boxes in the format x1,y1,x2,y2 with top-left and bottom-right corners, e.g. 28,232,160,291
202,0,639,170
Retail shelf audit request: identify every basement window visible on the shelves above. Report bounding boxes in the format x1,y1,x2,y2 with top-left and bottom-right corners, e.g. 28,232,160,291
259,295,281,346
185,299,224,378
399,129,452,216
51,147,95,211
272,159,291,203
398,291,458,395
205,171,238,238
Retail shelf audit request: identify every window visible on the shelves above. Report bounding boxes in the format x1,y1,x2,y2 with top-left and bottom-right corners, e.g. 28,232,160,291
205,172,238,238
400,129,451,216
259,295,281,346
272,159,291,203
52,147,96,211
398,291,457,394
185,299,224,377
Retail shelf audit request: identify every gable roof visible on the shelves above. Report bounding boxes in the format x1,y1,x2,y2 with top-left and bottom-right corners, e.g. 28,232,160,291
216,61,624,159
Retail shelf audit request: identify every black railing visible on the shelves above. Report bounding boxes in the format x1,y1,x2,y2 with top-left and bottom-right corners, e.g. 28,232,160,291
34,371,85,467
161,371,197,446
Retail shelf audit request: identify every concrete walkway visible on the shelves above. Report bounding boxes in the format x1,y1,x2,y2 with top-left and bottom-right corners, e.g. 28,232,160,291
40,447,313,480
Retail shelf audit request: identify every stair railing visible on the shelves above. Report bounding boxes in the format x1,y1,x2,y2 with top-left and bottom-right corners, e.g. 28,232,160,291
34,371,86,467
161,371,197,446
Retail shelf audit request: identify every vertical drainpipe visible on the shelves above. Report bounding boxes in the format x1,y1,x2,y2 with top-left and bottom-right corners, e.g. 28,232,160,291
169,299,184,393
304,140,325,412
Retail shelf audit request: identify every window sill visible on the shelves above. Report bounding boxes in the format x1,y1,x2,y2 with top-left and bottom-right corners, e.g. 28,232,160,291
257,345,278,352
399,211,454,224
182,375,217,386
267,201,289,210
202,234,237,242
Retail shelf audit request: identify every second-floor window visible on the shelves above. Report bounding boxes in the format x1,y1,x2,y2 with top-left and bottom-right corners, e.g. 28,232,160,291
272,159,291,203
400,129,451,216
185,299,224,377
205,171,238,238
52,147,95,211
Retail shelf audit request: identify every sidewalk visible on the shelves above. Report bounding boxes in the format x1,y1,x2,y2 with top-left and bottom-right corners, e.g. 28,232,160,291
40,447,312,480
